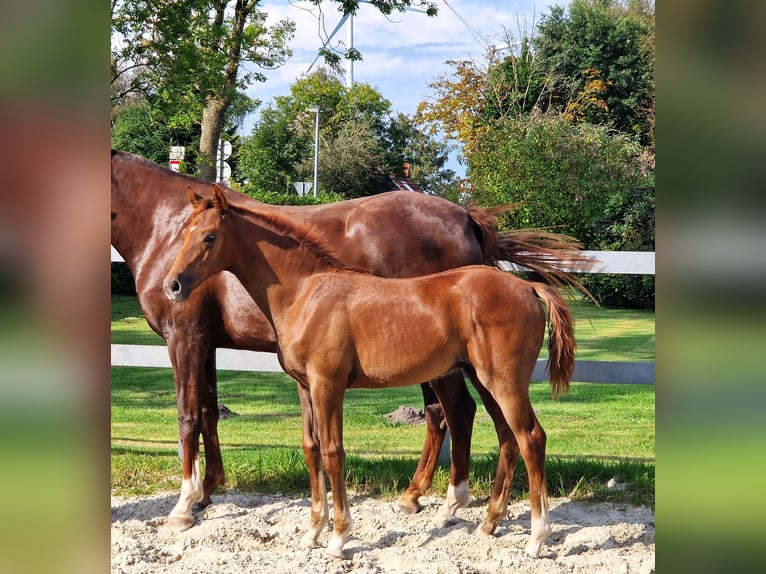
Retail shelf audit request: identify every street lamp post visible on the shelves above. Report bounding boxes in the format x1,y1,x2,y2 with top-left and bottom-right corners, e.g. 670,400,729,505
308,105,320,198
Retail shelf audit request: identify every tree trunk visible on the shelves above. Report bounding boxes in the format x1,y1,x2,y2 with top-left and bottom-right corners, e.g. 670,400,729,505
197,0,252,182
198,96,228,182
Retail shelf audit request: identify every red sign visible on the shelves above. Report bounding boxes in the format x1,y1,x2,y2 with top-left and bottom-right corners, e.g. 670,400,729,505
169,159,180,172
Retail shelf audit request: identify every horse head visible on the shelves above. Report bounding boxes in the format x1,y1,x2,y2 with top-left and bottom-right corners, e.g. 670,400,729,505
163,184,230,302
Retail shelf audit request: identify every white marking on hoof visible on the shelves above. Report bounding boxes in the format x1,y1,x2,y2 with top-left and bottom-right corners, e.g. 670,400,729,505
434,481,469,527
525,537,544,558
300,531,321,549
167,456,203,530
326,534,347,559
525,501,552,557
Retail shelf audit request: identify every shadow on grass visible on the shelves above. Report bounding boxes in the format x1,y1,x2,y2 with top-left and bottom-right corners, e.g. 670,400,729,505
312,453,654,508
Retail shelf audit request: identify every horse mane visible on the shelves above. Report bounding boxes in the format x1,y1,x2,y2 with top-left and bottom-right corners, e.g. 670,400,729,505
227,203,370,273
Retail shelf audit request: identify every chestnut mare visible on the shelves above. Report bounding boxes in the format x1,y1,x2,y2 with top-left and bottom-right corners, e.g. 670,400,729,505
112,150,587,532
164,185,577,558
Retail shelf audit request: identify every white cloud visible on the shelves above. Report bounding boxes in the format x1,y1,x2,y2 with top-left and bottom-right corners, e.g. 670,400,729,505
244,1,562,174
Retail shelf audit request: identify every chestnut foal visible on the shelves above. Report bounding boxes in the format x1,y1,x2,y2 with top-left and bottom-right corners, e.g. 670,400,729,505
164,186,576,558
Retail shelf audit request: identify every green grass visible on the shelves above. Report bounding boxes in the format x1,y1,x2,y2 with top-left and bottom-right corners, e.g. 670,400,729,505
111,295,165,345
111,294,655,506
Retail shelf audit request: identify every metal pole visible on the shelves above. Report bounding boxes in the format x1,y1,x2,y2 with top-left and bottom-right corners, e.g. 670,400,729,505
346,13,354,87
309,106,320,197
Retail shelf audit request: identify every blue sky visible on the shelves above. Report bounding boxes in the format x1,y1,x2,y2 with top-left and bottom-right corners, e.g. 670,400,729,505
242,1,561,177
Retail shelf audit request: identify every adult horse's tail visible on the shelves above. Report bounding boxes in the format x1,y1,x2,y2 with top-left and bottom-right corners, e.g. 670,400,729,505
533,283,576,398
467,204,596,300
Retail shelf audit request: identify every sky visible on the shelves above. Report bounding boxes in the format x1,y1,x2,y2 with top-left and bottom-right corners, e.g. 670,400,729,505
241,1,561,177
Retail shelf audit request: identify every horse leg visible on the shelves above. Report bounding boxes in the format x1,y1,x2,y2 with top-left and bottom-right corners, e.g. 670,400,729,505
296,383,330,549
510,399,550,557
396,377,449,513
165,337,206,530
466,373,521,536
309,377,351,558
431,372,476,526
483,378,550,557
199,347,225,508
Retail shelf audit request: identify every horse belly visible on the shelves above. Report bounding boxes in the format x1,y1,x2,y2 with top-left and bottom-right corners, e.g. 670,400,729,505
350,318,460,388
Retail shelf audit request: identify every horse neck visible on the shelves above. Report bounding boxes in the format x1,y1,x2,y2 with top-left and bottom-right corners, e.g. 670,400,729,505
110,157,194,271
227,206,338,323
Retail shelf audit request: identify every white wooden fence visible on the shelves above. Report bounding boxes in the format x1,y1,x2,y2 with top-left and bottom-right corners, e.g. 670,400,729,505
111,248,655,385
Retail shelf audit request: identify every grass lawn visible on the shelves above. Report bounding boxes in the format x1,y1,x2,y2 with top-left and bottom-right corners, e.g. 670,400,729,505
111,294,655,505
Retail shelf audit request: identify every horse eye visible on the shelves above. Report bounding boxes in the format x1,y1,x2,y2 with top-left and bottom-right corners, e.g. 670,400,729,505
204,233,216,244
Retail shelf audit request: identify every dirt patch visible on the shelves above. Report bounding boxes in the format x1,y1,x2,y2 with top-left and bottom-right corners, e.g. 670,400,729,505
111,491,655,573
384,406,426,425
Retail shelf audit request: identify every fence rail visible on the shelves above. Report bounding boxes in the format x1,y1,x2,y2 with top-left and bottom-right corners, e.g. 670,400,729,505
111,249,655,384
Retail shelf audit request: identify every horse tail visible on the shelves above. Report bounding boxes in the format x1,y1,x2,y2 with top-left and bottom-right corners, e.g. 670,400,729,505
467,204,597,303
533,283,576,398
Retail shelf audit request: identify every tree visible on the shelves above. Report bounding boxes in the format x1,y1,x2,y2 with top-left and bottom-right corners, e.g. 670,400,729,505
112,1,439,181
111,100,200,168
302,119,390,198
468,112,652,249
536,0,655,146
383,112,455,194
238,69,392,197
238,70,454,199
583,178,655,308
112,0,295,180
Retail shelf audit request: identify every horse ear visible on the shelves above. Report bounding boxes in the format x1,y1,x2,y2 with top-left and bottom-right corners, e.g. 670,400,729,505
212,184,229,212
186,186,203,207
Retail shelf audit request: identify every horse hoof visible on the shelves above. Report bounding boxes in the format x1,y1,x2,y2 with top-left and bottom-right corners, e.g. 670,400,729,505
326,544,346,559
395,500,421,515
478,521,497,537
300,533,320,549
434,506,461,528
164,514,195,532
524,541,543,558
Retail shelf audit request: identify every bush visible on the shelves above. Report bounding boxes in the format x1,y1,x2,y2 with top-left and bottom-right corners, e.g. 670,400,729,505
584,182,655,309
583,273,654,310
238,185,345,206
111,263,136,295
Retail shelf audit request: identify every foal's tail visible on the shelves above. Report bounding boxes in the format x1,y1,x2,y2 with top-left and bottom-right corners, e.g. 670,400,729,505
533,283,576,398
467,204,596,302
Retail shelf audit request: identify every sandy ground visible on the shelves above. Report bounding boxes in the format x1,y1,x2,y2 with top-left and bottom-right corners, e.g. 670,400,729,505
111,489,654,573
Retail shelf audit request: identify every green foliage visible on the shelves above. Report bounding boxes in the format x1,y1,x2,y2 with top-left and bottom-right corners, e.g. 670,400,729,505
584,181,655,308
238,70,453,198
310,119,390,198
111,264,136,296
236,106,309,193
112,0,294,131
237,70,389,197
240,188,346,206
537,0,655,146
382,112,456,194
484,38,551,121
416,1,654,305
469,112,652,248
111,100,200,169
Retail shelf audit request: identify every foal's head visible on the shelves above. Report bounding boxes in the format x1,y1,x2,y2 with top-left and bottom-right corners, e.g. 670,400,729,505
164,184,231,302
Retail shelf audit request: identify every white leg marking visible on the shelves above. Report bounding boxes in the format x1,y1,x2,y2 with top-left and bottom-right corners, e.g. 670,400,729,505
300,479,329,548
525,493,551,557
435,481,470,527
327,530,349,558
326,504,352,558
167,455,203,530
